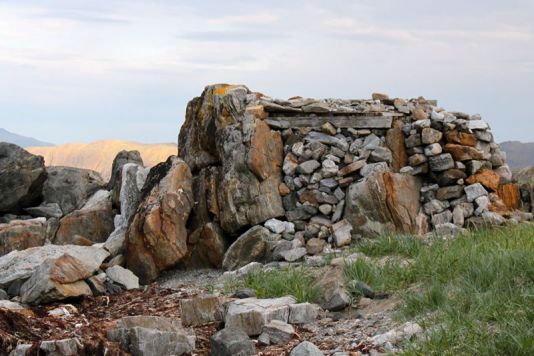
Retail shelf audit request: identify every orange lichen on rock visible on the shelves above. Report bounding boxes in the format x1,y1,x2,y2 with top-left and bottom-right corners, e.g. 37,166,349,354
497,183,521,210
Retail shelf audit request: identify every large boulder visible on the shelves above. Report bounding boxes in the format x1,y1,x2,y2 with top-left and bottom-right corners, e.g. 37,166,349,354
126,156,193,284
108,150,144,208
54,190,115,245
0,218,47,256
178,84,284,235
41,166,105,216
0,143,47,214
20,254,92,304
344,171,421,236
222,226,277,271
0,244,109,290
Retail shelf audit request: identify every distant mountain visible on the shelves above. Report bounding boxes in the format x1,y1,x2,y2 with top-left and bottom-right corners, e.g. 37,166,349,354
499,141,534,171
27,140,177,180
0,128,54,147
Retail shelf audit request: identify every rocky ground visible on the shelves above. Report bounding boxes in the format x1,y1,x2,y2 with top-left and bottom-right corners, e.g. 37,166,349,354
0,262,410,355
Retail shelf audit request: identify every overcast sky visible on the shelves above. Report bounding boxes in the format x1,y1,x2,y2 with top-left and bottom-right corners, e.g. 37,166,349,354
0,0,533,144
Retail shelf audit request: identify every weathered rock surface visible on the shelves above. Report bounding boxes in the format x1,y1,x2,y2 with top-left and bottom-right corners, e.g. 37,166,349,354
105,265,139,290
126,156,193,284
315,266,351,311
344,171,421,236
20,254,93,305
258,320,295,345
42,166,105,215
0,218,47,256
0,143,47,214
210,327,255,356
222,226,277,271
55,190,115,245
225,296,296,336
107,315,195,356
178,84,284,235
108,150,144,208
0,244,109,289
180,295,223,327
290,341,323,356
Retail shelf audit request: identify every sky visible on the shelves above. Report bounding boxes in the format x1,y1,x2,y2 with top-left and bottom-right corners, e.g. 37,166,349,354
0,0,533,144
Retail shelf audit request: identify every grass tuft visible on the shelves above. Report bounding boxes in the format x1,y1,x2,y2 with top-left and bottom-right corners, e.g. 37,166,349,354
224,267,320,303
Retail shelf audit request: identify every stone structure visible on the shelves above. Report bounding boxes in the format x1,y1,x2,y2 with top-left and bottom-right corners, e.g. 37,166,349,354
178,84,529,269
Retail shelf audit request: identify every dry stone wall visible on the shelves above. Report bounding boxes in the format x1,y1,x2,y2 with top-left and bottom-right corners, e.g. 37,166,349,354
178,84,531,269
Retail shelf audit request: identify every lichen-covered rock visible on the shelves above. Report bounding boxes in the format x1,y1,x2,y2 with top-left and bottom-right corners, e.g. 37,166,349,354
0,218,47,256
0,143,47,214
344,171,421,236
178,84,284,235
126,156,193,284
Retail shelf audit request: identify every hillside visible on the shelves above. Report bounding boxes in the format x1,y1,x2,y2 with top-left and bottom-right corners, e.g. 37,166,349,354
27,139,176,180
0,128,54,147
499,141,534,170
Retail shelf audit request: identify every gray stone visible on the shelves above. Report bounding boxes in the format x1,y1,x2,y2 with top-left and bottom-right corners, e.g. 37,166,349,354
306,131,349,151
279,247,307,262
225,296,296,336
428,154,455,172
360,162,389,177
108,150,144,207
434,223,466,237
369,147,393,163
106,265,139,290
465,183,488,202
424,143,442,156
316,267,350,311
431,210,453,226
25,203,63,219
222,226,276,271
475,195,490,215
115,163,149,228
210,327,255,356
298,160,321,174
421,127,443,144
20,254,93,305
39,338,82,356
290,341,323,356
0,143,47,214
265,218,287,234
0,288,7,300
321,159,339,177
42,166,105,215
423,199,449,215
180,295,223,327
288,303,319,324
258,320,294,345
332,219,352,247
107,316,195,356
0,244,109,289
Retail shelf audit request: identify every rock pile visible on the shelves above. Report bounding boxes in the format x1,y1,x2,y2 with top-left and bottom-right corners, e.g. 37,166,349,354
178,84,532,269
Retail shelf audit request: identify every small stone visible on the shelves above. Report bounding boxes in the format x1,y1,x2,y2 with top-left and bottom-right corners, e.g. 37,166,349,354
306,238,325,255
338,160,366,176
413,108,429,121
279,247,307,262
283,154,299,176
288,303,319,324
318,204,333,215
372,92,389,101
258,320,294,345
332,219,352,247
413,118,431,129
369,147,393,163
409,154,427,166
321,159,339,177
424,199,450,215
290,341,323,356
210,328,255,356
424,143,442,156
106,265,139,290
321,122,337,135
265,218,287,234
180,295,223,327
429,154,455,172
232,289,257,299
421,127,443,144
279,183,290,196
292,142,305,157
431,210,453,226
297,160,321,174
465,183,488,202
405,134,422,148
436,185,464,200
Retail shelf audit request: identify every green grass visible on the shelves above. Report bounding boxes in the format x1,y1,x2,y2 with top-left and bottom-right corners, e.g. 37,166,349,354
224,267,320,303
344,223,534,355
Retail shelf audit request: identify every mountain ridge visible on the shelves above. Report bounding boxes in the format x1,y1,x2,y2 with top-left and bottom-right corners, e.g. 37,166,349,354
0,128,54,147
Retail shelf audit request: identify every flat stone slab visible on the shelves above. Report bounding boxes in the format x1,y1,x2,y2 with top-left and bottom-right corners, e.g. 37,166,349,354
267,114,395,129
225,296,296,336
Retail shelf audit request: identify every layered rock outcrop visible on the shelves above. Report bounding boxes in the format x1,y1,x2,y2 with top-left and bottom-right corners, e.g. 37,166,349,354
126,156,193,284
